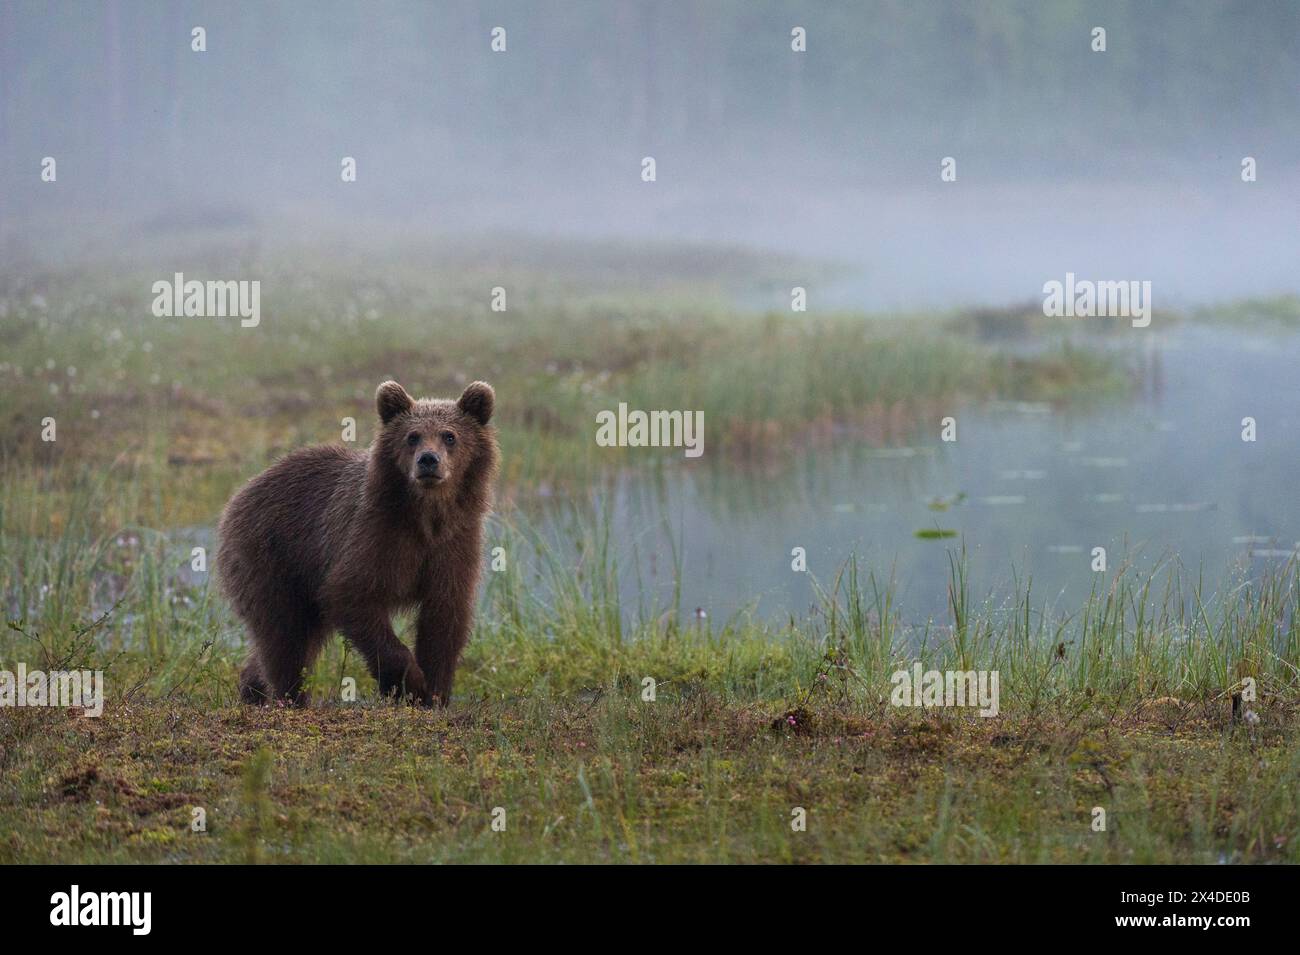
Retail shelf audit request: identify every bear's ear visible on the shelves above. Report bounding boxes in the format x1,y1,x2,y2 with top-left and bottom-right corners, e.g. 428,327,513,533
376,380,414,423
457,381,494,425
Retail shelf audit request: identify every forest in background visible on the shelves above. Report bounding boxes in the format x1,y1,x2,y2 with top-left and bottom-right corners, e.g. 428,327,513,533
3,0,1298,225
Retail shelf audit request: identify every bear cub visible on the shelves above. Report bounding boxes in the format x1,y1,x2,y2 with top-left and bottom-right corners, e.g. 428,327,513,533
218,380,498,706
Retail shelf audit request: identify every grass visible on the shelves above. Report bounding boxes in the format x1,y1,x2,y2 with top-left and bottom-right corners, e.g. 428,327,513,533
3,240,1297,864
3,694,1294,863
1,240,1128,532
2,490,1298,863
1192,295,1300,328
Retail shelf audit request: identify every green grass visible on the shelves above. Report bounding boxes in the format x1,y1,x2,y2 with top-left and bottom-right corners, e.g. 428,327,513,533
3,242,1296,863
2,487,1298,863
3,694,1294,863
0,243,1127,532
1192,295,1300,328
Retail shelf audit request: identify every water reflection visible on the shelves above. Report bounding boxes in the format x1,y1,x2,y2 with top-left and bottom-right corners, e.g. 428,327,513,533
531,324,1300,623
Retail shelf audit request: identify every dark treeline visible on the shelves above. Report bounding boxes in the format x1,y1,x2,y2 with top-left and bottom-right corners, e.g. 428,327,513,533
2,0,1298,229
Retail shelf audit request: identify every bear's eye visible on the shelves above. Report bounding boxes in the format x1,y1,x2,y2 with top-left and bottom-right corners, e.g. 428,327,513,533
406,432,420,447
441,431,456,448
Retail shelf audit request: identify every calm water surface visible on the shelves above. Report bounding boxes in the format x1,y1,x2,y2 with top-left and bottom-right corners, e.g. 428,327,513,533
534,324,1300,624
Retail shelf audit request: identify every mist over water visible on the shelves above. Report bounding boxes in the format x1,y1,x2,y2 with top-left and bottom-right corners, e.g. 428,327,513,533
523,323,1300,624
3,1,1298,308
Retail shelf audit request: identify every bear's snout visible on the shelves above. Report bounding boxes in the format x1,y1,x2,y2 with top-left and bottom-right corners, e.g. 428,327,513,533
416,450,443,481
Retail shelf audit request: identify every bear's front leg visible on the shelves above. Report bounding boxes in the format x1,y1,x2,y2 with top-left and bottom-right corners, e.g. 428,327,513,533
416,592,473,707
339,612,430,704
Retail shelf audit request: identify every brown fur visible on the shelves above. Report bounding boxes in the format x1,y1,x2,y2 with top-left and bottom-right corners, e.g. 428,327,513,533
217,380,498,706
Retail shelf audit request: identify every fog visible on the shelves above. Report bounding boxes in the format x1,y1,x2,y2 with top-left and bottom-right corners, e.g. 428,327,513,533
3,0,1297,308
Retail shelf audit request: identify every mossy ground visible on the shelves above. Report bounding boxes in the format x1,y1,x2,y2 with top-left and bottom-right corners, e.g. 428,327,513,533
3,688,1294,864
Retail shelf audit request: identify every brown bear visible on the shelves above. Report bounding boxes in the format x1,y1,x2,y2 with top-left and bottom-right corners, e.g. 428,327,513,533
217,380,498,707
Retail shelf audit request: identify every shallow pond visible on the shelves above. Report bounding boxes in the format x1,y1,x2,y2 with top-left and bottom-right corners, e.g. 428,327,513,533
533,323,1300,624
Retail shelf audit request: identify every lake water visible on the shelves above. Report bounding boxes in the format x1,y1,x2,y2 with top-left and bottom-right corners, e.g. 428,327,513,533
533,323,1300,625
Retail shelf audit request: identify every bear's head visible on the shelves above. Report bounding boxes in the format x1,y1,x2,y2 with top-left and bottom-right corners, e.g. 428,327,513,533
374,380,497,500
